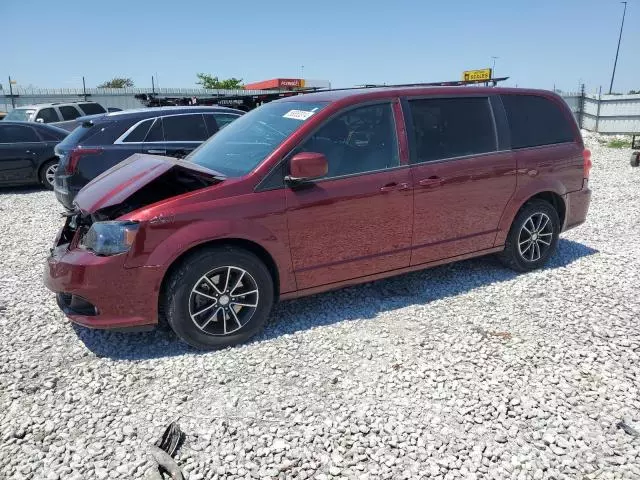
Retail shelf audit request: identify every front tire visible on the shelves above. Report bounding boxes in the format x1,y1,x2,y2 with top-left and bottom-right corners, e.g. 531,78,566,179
499,199,560,272
162,247,274,350
39,160,58,190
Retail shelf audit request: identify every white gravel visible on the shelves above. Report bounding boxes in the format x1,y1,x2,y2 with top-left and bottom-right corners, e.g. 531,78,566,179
1,134,639,480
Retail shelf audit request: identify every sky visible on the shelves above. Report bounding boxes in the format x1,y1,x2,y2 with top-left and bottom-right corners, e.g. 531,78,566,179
2,0,638,94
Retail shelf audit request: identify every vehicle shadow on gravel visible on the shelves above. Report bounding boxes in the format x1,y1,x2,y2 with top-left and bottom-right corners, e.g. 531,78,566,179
0,186,48,195
74,238,597,360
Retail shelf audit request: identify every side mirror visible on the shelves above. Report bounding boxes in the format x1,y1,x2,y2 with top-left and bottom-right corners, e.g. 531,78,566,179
285,152,328,184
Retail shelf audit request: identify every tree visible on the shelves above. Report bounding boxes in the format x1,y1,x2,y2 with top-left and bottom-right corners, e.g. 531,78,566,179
196,73,243,89
629,90,640,95
97,77,134,88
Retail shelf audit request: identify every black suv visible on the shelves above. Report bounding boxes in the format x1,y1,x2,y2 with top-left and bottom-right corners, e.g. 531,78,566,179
53,106,243,209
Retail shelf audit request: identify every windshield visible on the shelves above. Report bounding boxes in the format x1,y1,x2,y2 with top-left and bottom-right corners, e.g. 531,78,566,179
187,101,329,176
5,109,36,122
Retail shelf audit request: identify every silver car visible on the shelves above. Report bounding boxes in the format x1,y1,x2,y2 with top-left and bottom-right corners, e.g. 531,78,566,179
4,102,108,131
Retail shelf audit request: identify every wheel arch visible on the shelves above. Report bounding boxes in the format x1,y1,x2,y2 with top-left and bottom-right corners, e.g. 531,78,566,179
37,157,59,182
158,237,282,305
496,187,567,246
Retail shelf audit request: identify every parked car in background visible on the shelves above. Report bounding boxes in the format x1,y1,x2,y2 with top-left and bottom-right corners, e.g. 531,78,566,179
44,86,591,350
107,107,122,112
4,102,109,131
0,121,68,189
53,106,243,209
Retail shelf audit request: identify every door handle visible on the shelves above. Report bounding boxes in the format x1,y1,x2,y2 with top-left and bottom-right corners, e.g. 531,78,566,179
146,149,166,155
380,182,410,193
418,176,443,187
380,182,398,192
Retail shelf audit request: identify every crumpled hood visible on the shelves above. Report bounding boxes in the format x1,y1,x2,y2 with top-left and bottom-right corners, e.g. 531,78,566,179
74,153,223,214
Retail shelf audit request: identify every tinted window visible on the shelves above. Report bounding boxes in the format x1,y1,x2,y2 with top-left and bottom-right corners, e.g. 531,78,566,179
145,119,164,142
188,101,328,177
37,127,68,142
0,125,40,143
501,95,575,149
163,114,208,142
78,103,107,115
214,113,239,129
298,103,399,179
59,105,82,121
57,121,129,148
204,115,219,137
408,97,496,163
123,119,153,142
35,108,60,123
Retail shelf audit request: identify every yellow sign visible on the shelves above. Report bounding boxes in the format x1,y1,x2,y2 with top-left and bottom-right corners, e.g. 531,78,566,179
462,68,492,82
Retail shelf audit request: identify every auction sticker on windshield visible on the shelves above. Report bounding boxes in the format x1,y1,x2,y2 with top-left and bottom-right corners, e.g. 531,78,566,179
283,110,315,121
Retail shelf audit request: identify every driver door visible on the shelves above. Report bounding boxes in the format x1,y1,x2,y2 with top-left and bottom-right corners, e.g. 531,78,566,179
285,101,413,290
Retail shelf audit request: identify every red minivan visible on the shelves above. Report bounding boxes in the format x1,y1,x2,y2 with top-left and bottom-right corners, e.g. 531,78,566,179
44,87,592,349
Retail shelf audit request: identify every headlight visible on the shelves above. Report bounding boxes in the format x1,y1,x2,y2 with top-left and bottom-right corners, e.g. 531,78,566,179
80,221,139,256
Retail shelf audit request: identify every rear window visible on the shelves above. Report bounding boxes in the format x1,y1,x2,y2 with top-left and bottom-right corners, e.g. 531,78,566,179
78,103,107,115
501,95,575,149
57,120,132,147
37,126,68,141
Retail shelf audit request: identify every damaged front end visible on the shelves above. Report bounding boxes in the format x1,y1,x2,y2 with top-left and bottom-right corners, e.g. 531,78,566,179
52,154,224,254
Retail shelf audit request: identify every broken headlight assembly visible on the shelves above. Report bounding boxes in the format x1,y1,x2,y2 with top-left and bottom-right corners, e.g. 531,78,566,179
80,221,139,256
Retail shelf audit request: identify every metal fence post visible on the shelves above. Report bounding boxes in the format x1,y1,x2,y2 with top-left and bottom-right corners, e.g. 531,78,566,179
595,86,602,133
577,84,585,129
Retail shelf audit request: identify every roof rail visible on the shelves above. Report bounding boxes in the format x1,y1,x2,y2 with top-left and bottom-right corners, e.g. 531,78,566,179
302,77,510,94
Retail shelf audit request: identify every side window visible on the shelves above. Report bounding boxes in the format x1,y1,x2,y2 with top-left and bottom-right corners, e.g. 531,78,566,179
78,103,107,115
214,114,239,129
408,97,496,163
204,115,219,137
501,95,574,149
298,103,399,179
59,105,82,121
37,128,66,142
122,119,153,143
35,108,60,123
0,125,40,143
144,118,164,142
162,114,208,142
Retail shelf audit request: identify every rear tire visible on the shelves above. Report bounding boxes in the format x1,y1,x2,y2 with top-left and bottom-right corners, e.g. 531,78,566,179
499,199,560,272
162,247,274,350
39,160,58,190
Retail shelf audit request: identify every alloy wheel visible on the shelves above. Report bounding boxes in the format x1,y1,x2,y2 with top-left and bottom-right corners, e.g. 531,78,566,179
45,163,58,187
517,212,553,262
188,266,259,336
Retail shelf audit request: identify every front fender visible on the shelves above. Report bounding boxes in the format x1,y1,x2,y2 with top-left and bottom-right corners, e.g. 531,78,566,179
126,218,296,296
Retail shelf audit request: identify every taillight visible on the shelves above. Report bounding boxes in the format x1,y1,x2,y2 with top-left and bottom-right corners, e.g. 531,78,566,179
66,147,103,174
583,149,592,179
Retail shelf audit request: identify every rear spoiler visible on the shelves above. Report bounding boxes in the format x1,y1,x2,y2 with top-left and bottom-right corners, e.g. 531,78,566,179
76,113,108,127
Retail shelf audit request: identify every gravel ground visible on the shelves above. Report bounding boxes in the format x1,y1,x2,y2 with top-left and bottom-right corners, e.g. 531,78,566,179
1,134,639,480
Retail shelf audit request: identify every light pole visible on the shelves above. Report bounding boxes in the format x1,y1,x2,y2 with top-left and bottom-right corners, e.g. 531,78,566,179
301,65,304,78
609,1,627,94
491,56,498,78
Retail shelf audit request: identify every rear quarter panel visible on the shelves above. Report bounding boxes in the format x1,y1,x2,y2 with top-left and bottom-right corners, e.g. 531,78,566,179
494,143,583,245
